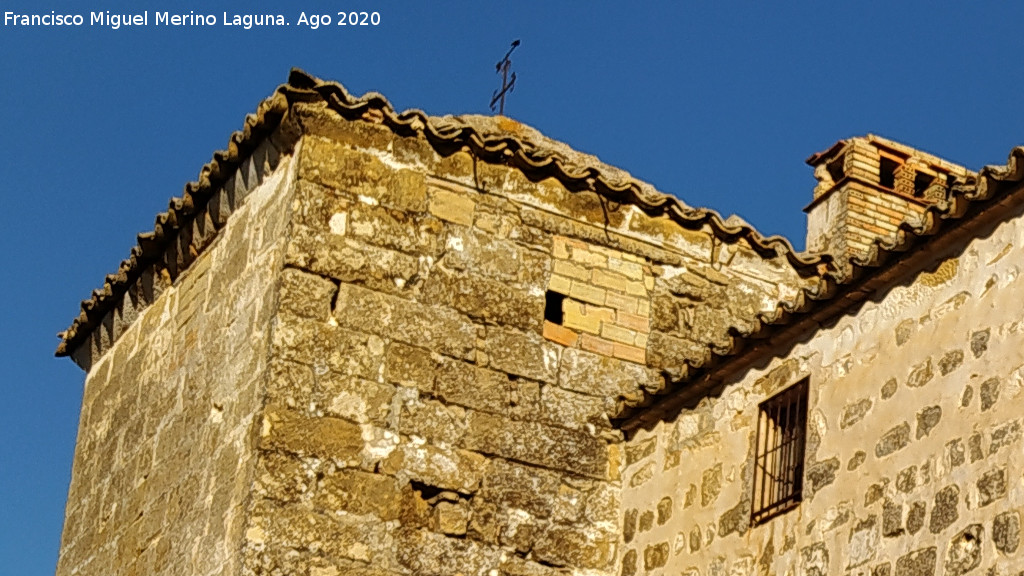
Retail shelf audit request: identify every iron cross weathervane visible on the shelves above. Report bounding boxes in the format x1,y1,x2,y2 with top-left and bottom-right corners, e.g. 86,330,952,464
490,39,520,115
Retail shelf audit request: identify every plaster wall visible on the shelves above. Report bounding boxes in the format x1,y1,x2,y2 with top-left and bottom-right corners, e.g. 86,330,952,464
622,202,1024,576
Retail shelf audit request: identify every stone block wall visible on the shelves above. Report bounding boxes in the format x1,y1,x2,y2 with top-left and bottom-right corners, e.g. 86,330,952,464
55,151,299,576
58,100,819,576
234,104,813,576
621,201,1024,575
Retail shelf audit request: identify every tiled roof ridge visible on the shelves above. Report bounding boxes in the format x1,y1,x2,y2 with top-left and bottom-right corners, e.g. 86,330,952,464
56,68,829,359
55,91,295,357
281,69,826,270
621,145,1024,431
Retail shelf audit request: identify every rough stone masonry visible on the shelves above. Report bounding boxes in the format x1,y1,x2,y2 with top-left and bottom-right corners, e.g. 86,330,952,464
55,70,1024,576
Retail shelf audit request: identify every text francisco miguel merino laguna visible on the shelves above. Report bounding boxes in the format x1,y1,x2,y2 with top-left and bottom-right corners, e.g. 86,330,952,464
3,11,329,29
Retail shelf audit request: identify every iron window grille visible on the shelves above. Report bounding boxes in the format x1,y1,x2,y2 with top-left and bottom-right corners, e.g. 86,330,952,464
750,378,809,525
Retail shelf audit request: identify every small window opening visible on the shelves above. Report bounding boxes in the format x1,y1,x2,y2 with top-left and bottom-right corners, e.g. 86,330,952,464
879,157,899,189
826,155,845,183
913,172,934,197
751,378,809,526
544,290,566,325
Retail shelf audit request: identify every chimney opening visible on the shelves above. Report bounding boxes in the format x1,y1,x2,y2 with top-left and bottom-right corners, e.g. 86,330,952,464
879,157,899,189
913,172,934,197
544,290,566,325
826,155,845,183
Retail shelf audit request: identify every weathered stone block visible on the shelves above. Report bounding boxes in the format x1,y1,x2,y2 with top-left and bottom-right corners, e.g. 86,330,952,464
977,467,1006,506
881,377,898,399
290,179,354,234
993,511,1020,554
848,451,867,471
980,377,1001,411
541,385,613,430
989,419,1021,455
623,509,638,543
261,502,394,565
298,135,427,212
287,226,420,294
334,283,477,360
279,268,337,321
970,328,990,358
463,411,609,479
701,464,723,506
800,542,829,576
441,228,525,282
485,326,560,384
266,358,316,409
620,549,637,576
424,269,544,332
907,358,934,388
848,515,878,569
428,187,476,226
348,202,444,257
435,358,510,414
876,422,911,458
558,347,660,402
883,500,904,538
896,466,917,493
907,501,926,535
317,373,394,425
969,433,984,462
634,510,654,533
841,398,873,429
944,524,982,576
938,349,963,375
380,441,485,494
314,469,402,520
478,456,569,520
929,485,960,534
434,501,470,536
895,547,936,576
643,541,670,570
532,524,615,570
382,342,437,393
397,528,501,575
807,457,840,496
397,397,467,446
273,314,385,379
916,406,942,439
945,437,965,469
260,404,364,459
656,497,672,524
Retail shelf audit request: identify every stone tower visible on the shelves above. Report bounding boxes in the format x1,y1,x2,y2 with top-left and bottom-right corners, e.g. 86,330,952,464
56,70,1024,576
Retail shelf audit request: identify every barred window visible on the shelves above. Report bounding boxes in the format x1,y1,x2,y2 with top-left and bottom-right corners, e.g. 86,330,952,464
751,378,809,525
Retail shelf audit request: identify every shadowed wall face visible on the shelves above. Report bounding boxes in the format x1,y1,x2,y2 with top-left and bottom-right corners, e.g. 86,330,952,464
56,151,298,576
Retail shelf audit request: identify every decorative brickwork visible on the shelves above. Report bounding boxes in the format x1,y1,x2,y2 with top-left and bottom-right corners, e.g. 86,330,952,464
805,134,974,266
544,235,653,363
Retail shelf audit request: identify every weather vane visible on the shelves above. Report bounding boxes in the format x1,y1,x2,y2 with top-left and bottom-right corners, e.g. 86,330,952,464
490,39,520,115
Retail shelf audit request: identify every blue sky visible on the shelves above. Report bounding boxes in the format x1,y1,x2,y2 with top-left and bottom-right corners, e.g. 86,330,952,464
3,1,1024,573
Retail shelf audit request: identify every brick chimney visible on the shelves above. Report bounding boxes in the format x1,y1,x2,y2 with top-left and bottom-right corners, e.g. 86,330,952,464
804,135,973,263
